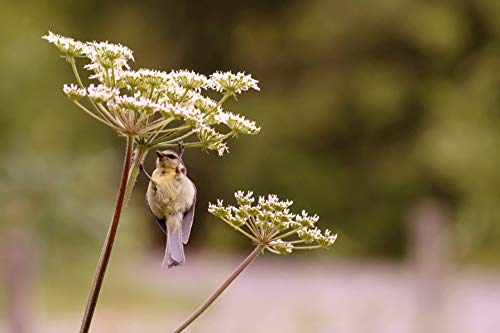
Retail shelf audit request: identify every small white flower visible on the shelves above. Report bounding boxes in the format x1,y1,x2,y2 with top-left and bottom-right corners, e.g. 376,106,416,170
270,240,293,254
235,191,255,206
170,70,210,91
224,113,260,135
196,125,229,156
192,94,220,114
168,104,204,126
120,70,143,90
318,229,338,248
297,227,322,243
210,71,260,94
87,84,119,103
43,31,87,58
85,40,134,69
208,200,231,219
212,110,229,124
296,210,320,227
84,63,127,87
63,84,86,100
108,95,158,114
163,84,195,104
137,68,170,89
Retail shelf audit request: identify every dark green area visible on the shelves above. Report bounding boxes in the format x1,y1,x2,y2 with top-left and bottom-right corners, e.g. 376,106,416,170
2,0,500,265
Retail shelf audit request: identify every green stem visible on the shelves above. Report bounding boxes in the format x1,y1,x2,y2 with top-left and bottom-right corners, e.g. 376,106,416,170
265,245,280,255
152,144,179,150
96,103,121,128
270,227,305,242
153,124,190,135
73,100,119,130
151,128,189,146
292,245,323,250
111,61,116,87
123,145,148,206
69,58,108,121
164,129,196,144
285,239,307,244
206,91,231,115
220,218,259,242
79,135,134,333
172,245,264,333
70,57,84,88
146,119,177,144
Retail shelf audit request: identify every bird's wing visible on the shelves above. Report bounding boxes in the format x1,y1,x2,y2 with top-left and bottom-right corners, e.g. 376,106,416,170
181,182,196,245
145,193,167,236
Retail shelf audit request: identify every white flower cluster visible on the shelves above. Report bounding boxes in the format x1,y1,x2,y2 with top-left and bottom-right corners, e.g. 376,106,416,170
87,84,119,103
270,240,293,255
221,113,261,135
171,70,210,91
168,104,204,126
108,95,161,115
210,71,260,94
44,32,261,154
63,84,86,100
86,41,134,68
43,31,86,59
209,191,337,254
196,125,229,156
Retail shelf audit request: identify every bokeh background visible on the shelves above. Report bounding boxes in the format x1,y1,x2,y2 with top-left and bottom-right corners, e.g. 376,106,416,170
2,0,500,332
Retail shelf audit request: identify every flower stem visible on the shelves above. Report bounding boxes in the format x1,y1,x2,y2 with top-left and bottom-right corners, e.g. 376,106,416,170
220,217,259,242
79,135,134,333
123,145,148,205
172,245,265,333
73,100,120,130
70,57,84,88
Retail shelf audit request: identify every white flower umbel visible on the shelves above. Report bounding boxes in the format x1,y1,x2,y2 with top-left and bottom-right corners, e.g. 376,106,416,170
171,70,210,91
63,84,87,100
195,125,229,156
175,195,337,332
44,32,261,155
192,94,218,113
85,40,134,70
87,84,119,103
210,71,260,94
224,113,261,135
209,192,337,254
43,31,87,59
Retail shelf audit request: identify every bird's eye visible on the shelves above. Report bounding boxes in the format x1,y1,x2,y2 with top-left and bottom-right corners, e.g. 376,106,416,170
166,154,177,159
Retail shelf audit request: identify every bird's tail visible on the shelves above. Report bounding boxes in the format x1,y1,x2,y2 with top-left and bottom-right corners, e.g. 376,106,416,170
163,226,185,268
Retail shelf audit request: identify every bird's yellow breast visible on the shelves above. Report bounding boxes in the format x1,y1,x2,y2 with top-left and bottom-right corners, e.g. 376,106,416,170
146,168,195,221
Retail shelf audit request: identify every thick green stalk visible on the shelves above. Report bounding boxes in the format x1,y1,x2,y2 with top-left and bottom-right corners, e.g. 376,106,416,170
172,245,264,333
79,135,134,333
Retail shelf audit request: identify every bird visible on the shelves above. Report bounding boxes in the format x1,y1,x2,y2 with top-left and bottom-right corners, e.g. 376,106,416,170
141,146,196,268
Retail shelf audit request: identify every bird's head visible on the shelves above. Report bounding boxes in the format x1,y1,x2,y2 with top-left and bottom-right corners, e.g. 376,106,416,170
156,150,186,174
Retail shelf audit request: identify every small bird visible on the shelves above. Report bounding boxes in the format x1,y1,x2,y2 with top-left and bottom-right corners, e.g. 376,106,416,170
141,146,196,268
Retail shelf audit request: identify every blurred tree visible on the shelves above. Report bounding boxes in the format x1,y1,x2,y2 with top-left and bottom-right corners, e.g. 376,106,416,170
2,0,500,264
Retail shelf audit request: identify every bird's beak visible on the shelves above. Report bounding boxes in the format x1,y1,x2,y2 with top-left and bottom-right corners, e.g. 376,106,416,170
156,150,164,158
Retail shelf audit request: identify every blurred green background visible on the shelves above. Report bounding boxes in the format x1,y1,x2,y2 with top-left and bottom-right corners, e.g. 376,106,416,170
2,0,500,332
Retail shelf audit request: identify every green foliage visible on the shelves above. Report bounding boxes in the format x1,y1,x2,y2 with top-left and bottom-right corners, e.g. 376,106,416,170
2,0,500,263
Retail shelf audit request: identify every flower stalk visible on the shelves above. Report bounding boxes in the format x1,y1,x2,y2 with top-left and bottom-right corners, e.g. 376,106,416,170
44,31,262,333
173,245,265,333
79,134,134,333
123,145,148,205
171,191,337,331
